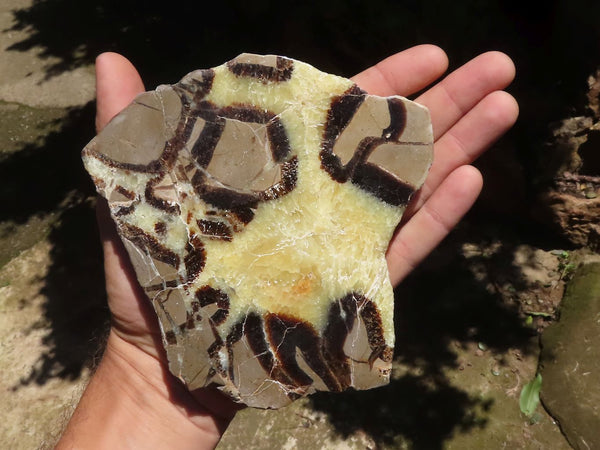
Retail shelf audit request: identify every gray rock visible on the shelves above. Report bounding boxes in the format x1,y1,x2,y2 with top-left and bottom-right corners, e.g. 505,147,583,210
540,262,600,449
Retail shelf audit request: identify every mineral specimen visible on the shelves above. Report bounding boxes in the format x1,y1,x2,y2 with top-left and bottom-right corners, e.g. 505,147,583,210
82,54,433,408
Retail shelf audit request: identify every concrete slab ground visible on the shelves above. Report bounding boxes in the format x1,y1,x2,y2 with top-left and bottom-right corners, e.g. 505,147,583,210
1,1,97,447
0,0,94,107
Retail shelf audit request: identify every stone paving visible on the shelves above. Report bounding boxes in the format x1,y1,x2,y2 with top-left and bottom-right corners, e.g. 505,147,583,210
1,1,98,447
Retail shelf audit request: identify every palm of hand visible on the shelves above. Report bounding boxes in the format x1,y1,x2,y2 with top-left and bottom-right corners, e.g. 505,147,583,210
94,45,517,408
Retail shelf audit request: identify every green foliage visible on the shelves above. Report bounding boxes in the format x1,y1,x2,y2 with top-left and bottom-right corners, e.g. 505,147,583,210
550,250,570,259
520,374,542,417
552,250,577,281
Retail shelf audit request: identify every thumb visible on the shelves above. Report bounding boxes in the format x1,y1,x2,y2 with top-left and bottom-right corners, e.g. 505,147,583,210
95,52,145,132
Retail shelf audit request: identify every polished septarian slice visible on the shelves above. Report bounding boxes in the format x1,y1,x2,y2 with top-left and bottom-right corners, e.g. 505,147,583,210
82,54,433,409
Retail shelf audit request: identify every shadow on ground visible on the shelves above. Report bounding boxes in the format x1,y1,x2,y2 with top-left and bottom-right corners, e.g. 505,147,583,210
3,0,600,446
0,103,110,386
6,0,600,211
309,220,550,449
311,374,491,449
6,1,600,110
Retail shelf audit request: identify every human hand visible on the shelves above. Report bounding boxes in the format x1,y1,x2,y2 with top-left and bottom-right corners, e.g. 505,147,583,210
59,46,516,449
58,54,242,450
351,45,517,285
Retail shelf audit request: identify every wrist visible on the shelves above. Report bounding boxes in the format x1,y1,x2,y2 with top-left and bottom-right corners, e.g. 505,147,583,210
57,331,231,449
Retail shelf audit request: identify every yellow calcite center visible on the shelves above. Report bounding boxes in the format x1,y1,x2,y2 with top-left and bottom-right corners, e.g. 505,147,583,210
195,160,401,341
161,62,405,342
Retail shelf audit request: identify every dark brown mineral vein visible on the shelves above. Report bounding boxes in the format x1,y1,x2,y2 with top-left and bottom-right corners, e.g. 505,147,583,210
119,222,180,268
227,56,294,83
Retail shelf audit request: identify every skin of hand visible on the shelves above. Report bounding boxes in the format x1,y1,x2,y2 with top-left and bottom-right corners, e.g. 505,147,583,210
57,45,517,449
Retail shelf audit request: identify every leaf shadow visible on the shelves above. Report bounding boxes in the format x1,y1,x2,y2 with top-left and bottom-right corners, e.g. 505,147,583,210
2,103,111,388
309,220,545,449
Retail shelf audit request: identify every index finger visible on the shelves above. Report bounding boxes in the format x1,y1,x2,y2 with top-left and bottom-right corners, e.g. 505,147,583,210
352,44,449,96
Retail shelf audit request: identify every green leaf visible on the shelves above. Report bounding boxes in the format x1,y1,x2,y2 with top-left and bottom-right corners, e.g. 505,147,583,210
551,250,569,259
525,315,533,325
520,374,542,417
